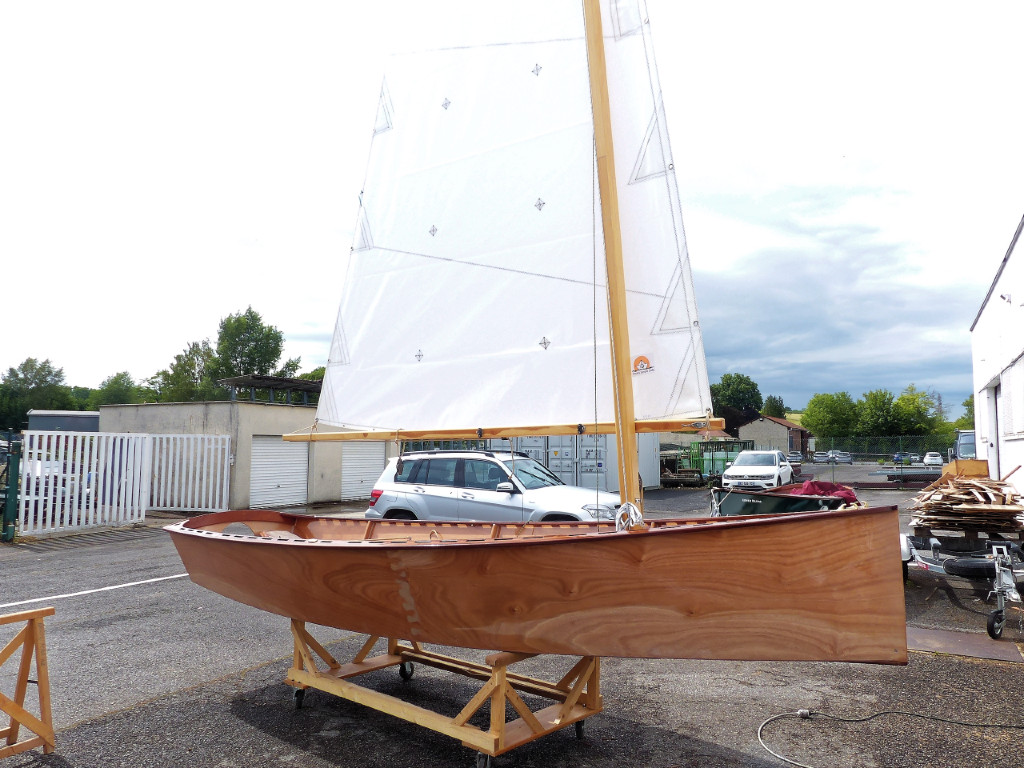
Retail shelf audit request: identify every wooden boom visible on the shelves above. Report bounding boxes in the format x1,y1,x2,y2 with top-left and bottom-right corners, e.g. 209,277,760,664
282,417,725,442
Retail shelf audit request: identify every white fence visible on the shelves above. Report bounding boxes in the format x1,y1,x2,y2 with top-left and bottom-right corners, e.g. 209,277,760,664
149,434,231,512
18,431,231,535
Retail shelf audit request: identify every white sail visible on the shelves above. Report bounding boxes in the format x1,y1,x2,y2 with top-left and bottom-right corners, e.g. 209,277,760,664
316,0,711,435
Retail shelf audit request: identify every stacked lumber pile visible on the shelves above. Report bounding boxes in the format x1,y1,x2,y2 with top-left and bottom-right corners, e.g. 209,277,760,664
909,474,1024,531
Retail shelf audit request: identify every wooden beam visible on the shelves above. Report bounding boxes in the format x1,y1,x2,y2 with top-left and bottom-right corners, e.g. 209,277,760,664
287,665,499,753
0,608,55,627
282,417,725,442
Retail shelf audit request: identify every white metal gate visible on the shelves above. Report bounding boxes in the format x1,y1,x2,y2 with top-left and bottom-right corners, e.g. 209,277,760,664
18,431,231,535
340,442,386,500
19,431,150,535
148,434,231,512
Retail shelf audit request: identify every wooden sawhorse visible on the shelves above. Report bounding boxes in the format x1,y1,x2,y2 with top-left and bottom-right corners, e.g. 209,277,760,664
0,607,55,759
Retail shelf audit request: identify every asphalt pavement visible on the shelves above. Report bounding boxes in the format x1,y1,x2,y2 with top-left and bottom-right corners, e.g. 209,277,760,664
1,474,1022,767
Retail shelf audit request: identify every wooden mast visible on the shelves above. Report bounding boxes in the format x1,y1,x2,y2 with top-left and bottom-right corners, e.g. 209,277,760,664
582,0,640,507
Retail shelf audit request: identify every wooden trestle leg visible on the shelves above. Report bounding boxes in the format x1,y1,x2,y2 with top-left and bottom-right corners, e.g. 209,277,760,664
0,607,56,759
284,621,602,759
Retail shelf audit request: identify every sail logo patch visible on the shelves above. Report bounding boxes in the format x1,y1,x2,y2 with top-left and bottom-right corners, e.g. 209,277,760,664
632,356,653,374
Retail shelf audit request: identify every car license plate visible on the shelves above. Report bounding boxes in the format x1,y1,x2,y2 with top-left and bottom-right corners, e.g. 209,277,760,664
736,481,757,487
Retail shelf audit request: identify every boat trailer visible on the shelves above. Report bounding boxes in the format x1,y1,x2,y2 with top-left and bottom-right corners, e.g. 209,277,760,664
902,529,1024,639
285,621,602,767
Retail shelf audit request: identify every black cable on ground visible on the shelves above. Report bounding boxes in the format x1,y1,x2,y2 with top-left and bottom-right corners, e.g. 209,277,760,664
758,708,1024,768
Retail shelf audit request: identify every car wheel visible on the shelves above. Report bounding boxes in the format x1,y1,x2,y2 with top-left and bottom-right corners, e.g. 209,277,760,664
541,514,578,522
384,511,417,520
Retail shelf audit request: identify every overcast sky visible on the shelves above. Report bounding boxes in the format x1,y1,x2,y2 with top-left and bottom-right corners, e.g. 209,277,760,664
3,1,1023,418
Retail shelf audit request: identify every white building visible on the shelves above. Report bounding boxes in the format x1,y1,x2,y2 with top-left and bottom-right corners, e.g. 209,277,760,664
970,212,1024,483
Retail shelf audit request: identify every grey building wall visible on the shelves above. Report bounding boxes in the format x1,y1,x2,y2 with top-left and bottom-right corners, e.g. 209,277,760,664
737,419,801,452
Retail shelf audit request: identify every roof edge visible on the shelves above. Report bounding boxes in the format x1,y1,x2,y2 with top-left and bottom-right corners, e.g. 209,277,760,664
971,210,1024,332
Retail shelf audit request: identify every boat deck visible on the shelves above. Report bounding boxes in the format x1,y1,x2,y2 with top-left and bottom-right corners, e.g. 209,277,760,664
184,508,772,544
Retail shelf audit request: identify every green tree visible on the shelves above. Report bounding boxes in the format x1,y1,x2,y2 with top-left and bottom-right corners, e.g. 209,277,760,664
149,341,220,402
0,358,76,429
855,389,901,436
298,366,325,381
70,386,93,410
148,308,301,403
801,391,858,438
710,373,763,413
761,395,787,418
954,394,975,430
894,384,941,435
210,307,300,381
88,372,145,409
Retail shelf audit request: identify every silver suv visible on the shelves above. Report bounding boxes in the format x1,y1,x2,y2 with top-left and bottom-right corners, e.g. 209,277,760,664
366,450,620,523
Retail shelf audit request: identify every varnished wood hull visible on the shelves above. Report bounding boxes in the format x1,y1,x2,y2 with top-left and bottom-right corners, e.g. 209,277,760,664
165,507,908,663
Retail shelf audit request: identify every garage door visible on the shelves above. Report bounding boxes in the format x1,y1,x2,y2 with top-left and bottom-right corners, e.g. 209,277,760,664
340,442,386,500
250,435,309,507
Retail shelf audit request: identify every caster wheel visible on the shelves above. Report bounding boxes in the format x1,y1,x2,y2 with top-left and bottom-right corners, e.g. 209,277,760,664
988,609,1005,640
399,661,415,681
575,720,585,739
475,752,493,768
293,688,306,709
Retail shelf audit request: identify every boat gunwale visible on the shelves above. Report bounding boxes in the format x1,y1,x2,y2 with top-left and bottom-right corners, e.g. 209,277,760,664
164,505,898,551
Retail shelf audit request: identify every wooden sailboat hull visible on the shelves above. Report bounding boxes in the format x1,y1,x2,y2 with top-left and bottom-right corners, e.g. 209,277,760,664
166,506,907,663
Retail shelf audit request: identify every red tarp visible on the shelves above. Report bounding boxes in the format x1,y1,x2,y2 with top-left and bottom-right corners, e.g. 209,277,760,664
789,480,859,504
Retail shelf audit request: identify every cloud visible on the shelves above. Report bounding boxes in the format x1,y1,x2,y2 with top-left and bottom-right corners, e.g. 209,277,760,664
691,187,976,412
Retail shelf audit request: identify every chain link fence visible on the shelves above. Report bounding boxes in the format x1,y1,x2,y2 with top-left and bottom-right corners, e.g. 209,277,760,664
809,436,952,464
658,434,956,487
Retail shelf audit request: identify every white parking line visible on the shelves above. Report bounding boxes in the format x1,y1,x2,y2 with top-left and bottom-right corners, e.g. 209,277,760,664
0,574,189,610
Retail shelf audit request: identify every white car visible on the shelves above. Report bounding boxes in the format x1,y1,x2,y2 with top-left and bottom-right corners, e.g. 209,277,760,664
366,450,621,523
923,452,944,467
721,450,794,490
